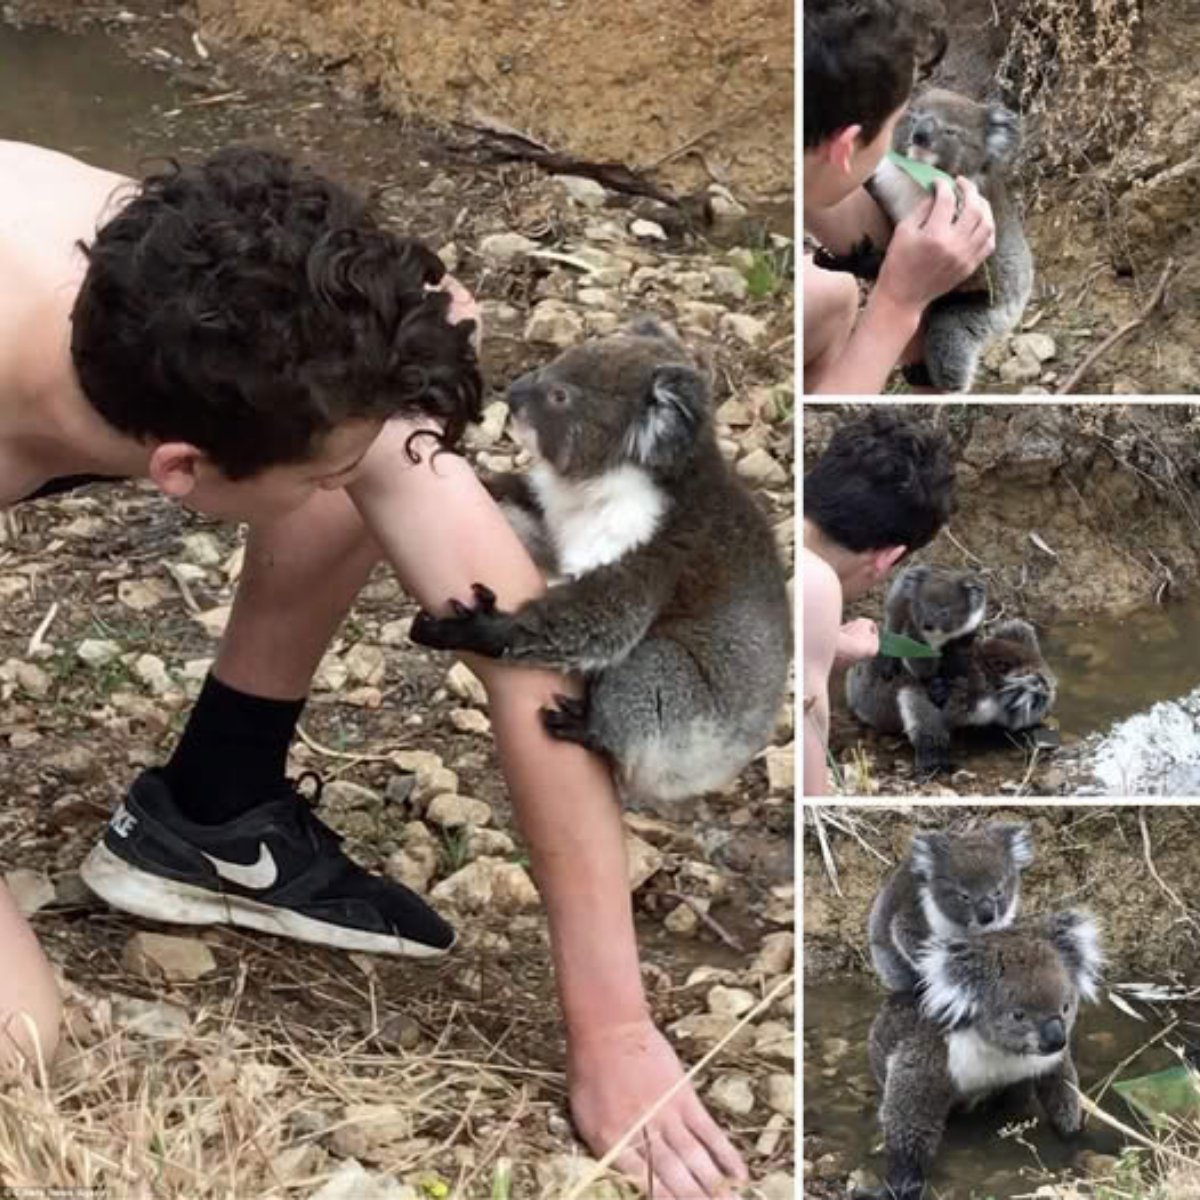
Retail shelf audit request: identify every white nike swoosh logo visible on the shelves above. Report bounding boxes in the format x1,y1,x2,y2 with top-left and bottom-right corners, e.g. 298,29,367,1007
201,844,279,891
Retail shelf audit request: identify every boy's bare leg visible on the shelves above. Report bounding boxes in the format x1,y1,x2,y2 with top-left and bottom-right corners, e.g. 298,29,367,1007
803,257,860,393
0,883,61,1069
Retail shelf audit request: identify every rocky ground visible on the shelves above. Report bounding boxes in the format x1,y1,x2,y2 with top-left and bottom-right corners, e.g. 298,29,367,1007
0,4,796,1197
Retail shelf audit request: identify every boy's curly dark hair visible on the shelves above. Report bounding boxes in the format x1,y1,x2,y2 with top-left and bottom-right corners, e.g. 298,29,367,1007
70,146,482,480
805,410,956,553
804,0,947,149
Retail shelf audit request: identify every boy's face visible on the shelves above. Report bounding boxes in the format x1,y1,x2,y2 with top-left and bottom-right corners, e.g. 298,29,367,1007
154,419,384,525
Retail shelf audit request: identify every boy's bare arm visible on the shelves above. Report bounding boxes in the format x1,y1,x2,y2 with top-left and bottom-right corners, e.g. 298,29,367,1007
803,551,842,796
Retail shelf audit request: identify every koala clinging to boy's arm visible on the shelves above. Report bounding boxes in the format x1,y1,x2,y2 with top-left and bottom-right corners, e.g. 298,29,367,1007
411,320,792,803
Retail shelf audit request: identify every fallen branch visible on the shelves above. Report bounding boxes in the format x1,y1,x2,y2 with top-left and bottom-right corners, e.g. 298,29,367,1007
451,118,680,206
664,892,745,952
1056,257,1177,394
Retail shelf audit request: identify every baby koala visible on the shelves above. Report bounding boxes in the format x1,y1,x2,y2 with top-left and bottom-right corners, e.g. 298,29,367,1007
855,910,1103,1200
410,319,792,804
869,821,1034,992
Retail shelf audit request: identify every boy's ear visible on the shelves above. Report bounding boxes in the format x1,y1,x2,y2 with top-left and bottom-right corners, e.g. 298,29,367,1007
828,124,864,174
873,544,907,582
148,442,202,499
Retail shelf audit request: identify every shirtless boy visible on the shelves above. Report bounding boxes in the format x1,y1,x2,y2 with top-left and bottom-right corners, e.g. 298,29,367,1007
803,0,996,393
803,410,956,795
0,140,746,1199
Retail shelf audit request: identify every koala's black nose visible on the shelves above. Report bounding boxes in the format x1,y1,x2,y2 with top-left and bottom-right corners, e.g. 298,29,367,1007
507,372,537,414
1039,1017,1067,1054
912,120,935,148
976,900,996,926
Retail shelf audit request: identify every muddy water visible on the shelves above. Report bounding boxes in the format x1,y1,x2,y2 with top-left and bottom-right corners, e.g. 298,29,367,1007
0,21,180,169
1044,597,1200,739
805,977,1188,1198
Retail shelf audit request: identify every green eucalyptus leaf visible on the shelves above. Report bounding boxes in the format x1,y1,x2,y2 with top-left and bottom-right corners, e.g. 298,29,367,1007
879,631,940,659
887,149,957,193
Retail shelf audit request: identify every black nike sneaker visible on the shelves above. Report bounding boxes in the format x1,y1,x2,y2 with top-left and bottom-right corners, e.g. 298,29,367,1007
79,770,456,957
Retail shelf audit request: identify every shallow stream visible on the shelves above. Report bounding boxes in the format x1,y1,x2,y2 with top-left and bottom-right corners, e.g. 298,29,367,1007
804,977,1195,1198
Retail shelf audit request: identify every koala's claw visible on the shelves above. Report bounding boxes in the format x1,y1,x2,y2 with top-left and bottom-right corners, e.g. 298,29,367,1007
541,693,591,743
409,582,508,656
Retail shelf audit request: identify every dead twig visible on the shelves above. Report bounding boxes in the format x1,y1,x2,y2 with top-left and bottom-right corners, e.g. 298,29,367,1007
295,723,393,764
1138,809,1200,938
1056,258,1177,394
664,892,745,952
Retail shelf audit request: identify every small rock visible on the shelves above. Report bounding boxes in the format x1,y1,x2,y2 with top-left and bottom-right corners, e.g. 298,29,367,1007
77,638,121,667
195,605,232,638
133,653,174,695
343,643,386,686
625,832,665,891
449,708,491,735
664,899,704,935
478,232,539,262
431,858,540,913
575,286,613,308
753,931,795,977
465,827,517,858
558,175,608,208
708,1072,756,1116
756,1171,797,1200
676,301,726,334
329,1103,411,1158
323,780,381,810
379,618,413,647
763,1073,795,1116
390,750,458,798
425,793,493,829
181,532,223,566
765,742,795,792
446,661,488,707
630,218,667,241
707,985,757,1018
525,301,585,348
123,932,218,982
111,995,192,1040
46,746,96,781
708,265,749,301
386,840,439,894
535,1154,624,1199
736,447,788,486
1013,331,1057,363
5,869,55,917
117,579,169,612
667,1012,755,1053
13,661,52,699
755,1019,795,1060
715,399,753,427
309,1159,417,1200
720,312,768,346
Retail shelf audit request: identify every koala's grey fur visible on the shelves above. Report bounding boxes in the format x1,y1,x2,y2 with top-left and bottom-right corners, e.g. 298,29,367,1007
853,910,1102,1200
868,821,1034,992
409,319,792,804
819,87,1034,393
846,565,1056,778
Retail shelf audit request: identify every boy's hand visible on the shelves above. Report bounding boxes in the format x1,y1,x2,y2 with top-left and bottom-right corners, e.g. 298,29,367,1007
835,617,880,666
875,176,995,312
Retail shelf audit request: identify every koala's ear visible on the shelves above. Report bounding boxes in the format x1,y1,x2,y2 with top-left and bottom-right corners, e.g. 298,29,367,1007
1043,910,1103,1003
627,364,707,471
910,830,950,881
917,937,985,1029
899,564,931,595
990,821,1035,871
963,579,987,610
627,315,686,348
985,105,1021,166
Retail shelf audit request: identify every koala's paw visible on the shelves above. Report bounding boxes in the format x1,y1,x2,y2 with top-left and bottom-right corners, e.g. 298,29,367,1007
913,741,953,782
409,583,509,657
926,674,952,707
540,693,594,745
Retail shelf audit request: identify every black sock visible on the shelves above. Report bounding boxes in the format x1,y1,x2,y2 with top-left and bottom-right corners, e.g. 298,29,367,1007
161,674,306,824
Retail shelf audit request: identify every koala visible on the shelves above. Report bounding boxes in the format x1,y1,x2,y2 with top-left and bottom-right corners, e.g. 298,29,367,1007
409,319,792,804
853,910,1103,1200
846,566,1056,778
815,87,1034,392
868,821,1034,992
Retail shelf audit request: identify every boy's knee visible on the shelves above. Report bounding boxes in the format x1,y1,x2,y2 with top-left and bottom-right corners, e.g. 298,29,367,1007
804,263,860,365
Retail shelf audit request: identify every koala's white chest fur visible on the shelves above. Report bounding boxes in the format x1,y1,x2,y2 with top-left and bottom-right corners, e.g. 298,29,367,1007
946,1028,1062,1099
531,462,667,578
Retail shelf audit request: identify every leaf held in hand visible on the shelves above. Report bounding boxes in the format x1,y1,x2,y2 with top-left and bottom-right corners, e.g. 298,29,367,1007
879,630,940,659
887,149,957,194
